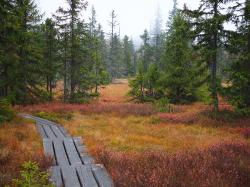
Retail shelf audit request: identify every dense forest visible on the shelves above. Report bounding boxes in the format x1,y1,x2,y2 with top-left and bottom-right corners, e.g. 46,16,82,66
0,0,249,114
130,0,250,115
0,0,136,105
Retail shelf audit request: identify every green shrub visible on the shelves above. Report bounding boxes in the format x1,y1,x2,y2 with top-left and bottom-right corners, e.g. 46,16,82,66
196,84,212,104
14,161,53,187
69,92,92,104
0,99,14,124
154,98,172,112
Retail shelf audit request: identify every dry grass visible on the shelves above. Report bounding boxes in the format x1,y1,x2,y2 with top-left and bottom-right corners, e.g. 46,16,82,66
61,113,249,153
99,79,131,103
0,117,51,186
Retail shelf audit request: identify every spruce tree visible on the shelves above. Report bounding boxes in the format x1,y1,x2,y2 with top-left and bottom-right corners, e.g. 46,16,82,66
226,1,250,115
41,18,59,99
183,0,237,113
108,10,119,78
88,7,109,93
139,30,153,72
54,0,88,101
162,13,202,104
122,35,133,77
0,0,17,98
13,0,43,104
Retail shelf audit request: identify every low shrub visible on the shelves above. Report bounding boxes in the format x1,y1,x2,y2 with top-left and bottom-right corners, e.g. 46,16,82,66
196,84,212,104
93,142,250,187
19,103,157,116
0,99,14,124
154,98,172,112
14,161,53,187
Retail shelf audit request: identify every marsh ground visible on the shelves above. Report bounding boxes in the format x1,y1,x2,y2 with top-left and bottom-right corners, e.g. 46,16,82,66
19,79,250,186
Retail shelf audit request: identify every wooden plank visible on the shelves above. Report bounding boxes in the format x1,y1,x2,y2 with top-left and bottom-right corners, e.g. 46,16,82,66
61,166,81,187
76,145,88,154
36,123,47,138
73,137,83,146
43,139,55,157
59,127,71,137
81,155,95,165
76,165,98,187
92,164,114,187
51,126,65,139
53,140,69,166
64,139,82,166
42,124,57,139
51,166,63,187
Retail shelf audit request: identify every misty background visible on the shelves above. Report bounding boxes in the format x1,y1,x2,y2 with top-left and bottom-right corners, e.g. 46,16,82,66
35,0,200,47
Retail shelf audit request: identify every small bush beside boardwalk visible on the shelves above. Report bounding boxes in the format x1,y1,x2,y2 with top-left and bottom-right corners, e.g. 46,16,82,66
94,142,250,187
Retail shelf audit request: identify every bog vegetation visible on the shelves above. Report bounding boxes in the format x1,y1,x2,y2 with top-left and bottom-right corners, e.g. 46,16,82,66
0,0,250,186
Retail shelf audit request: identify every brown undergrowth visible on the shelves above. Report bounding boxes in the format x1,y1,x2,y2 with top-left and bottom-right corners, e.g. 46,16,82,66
0,117,52,186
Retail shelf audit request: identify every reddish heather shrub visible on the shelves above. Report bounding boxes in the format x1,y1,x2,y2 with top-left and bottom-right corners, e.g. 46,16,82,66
158,112,199,124
18,102,157,116
240,128,250,139
92,142,250,187
0,135,53,187
232,128,250,139
0,147,53,186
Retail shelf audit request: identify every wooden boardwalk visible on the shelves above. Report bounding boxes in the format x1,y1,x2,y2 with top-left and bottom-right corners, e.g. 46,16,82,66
22,114,114,187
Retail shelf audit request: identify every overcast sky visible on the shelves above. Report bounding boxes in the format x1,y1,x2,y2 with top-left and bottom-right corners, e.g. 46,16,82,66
35,0,245,43
36,0,201,41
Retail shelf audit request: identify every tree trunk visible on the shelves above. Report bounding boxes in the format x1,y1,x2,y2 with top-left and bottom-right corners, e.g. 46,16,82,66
211,0,219,114
46,76,49,92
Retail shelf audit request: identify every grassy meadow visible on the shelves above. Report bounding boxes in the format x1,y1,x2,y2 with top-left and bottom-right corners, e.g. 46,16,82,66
18,79,250,186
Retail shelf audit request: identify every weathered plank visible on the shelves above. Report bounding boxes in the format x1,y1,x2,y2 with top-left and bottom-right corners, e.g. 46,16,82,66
61,166,81,187
81,155,95,165
64,139,82,166
73,137,83,146
43,139,55,164
51,126,65,139
42,124,57,139
76,165,98,187
76,145,88,154
92,164,114,187
51,166,63,187
53,140,69,166
60,128,71,137
36,122,47,138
